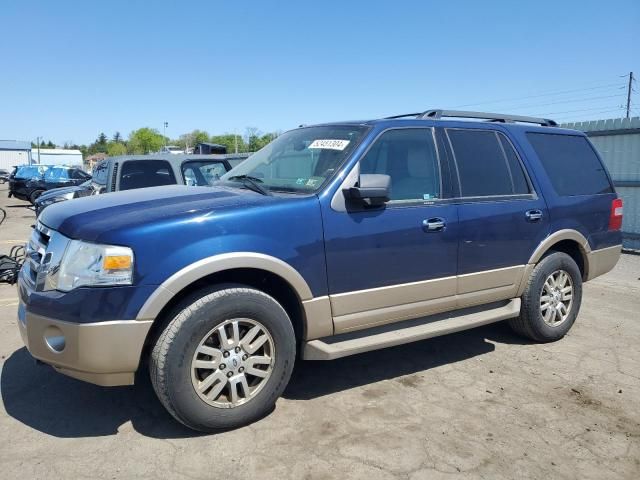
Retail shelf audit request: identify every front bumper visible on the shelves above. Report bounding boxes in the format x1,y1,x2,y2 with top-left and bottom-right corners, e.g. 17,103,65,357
18,302,152,386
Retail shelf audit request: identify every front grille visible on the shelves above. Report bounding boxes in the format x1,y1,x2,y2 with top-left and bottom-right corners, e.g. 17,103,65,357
24,222,51,288
111,163,118,191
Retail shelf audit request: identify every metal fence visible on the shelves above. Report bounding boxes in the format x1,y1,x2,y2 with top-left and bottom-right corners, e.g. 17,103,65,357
562,117,640,251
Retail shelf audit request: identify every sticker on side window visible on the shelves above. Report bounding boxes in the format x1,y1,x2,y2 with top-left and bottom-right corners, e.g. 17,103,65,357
308,139,350,151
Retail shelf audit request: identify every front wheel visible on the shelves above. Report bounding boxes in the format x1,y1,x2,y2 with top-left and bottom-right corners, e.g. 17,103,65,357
509,251,583,342
149,285,296,431
29,190,44,204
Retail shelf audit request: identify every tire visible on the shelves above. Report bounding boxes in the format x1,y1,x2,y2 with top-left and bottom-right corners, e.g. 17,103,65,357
29,190,44,204
509,251,583,342
149,284,296,431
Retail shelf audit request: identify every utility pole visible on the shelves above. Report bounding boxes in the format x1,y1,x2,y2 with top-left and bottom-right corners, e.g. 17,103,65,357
36,136,41,164
626,72,634,119
163,121,168,148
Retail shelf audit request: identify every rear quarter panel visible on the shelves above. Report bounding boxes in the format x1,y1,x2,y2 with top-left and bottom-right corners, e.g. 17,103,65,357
508,128,622,251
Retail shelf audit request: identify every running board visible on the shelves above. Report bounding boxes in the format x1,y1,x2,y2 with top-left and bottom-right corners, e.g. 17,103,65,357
302,298,521,360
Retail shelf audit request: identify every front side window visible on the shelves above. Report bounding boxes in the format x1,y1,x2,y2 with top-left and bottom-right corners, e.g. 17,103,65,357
447,129,530,197
182,161,227,186
526,133,613,196
219,126,368,193
359,128,441,202
119,160,177,191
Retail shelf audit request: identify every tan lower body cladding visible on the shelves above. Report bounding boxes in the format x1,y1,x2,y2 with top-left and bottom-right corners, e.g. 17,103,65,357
330,265,526,334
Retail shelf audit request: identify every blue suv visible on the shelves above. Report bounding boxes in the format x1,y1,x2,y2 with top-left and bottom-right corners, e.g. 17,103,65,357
17,110,623,431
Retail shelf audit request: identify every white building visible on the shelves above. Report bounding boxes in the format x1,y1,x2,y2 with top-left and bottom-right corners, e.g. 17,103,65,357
30,148,83,166
0,141,84,170
0,140,32,171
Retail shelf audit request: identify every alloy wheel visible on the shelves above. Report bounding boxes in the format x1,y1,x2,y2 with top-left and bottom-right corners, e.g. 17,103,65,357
191,318,275,408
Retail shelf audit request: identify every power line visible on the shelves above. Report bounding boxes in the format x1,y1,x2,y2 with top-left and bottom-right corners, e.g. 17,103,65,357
498,93,626,112
532,104,627,116
554,108,626,122
453,80,625,108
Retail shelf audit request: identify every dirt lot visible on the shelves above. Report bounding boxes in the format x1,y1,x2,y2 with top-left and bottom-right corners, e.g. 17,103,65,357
0,183,638,480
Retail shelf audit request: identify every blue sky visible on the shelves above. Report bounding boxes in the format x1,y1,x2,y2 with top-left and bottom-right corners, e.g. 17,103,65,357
1,0,638,145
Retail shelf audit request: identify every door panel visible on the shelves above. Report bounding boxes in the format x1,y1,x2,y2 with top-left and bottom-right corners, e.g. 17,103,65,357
444,127,550,291
457,198,549,275
322,127,459,332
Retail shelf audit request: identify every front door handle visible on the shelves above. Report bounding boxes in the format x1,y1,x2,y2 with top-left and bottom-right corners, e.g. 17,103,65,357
423,217,446,232
525,209,543,221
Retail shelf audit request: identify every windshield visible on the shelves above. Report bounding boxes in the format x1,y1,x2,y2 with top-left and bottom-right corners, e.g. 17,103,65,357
182,160,227,186
220,125,368,193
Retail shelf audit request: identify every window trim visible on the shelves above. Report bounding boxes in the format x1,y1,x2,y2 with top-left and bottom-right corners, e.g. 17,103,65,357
444,127,538,202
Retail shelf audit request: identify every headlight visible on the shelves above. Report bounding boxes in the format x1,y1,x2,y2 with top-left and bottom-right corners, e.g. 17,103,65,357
39,192,74,206
56,240,134,291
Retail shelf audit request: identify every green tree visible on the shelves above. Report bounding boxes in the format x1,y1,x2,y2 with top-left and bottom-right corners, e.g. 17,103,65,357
176,129,210,150
127,127,165,154
107,141,127,157
210,134,247,153
46,140,55,148
113,131,122,143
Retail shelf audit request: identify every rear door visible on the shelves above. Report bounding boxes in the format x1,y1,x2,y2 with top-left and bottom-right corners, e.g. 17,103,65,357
444,127,549,305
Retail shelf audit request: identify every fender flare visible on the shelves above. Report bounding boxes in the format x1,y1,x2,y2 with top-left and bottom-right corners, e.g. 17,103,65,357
527,229,592,277
136,252,314,320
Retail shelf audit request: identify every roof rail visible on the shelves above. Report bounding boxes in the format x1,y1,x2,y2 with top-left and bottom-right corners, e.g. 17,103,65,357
418,109,557,127
384,113,422,119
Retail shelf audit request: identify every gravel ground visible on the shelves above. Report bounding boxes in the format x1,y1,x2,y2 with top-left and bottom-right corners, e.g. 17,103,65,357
0,184,639,479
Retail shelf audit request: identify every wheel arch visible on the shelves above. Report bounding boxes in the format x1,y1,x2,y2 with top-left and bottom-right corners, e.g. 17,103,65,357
528,229,591,280
137,253,330,349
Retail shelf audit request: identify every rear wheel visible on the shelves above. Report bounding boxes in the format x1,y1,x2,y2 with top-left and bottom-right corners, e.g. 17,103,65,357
29,190,44,204
149,285,296,431
509,251,582,342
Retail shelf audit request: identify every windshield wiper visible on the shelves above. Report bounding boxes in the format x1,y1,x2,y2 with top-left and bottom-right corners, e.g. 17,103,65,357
226,175,272,196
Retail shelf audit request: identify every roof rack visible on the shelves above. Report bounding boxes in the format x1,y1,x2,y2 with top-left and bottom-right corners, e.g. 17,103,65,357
421,109,557,126
384,109,557,127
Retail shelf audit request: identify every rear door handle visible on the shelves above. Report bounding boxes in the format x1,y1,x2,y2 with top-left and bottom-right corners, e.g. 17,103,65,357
423,217,446,232
525,209,543,221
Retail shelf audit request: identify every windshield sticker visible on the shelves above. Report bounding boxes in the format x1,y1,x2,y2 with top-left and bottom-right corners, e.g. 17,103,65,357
306,178,319,187
295,178,307,185
308,139,351,151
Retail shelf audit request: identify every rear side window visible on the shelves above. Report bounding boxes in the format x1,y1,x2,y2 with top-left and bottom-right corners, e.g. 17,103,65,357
182,161,227,186
526,133,613,196
446,129,530,197
119,160,177,191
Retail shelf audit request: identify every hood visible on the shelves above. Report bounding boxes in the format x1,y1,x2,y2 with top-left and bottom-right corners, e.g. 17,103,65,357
39,184,280,241
36,185,90,202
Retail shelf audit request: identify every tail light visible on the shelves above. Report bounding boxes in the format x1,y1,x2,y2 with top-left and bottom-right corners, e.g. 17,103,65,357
609,198,623,231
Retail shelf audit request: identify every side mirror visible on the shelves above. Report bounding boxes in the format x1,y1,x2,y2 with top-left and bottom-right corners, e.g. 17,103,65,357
344,173,391,207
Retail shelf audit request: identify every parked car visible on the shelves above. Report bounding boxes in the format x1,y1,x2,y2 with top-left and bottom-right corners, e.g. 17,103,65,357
18,109,622,432
8,164,90,204
0,168,11,184
159,145,184,154
35,154,250,215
